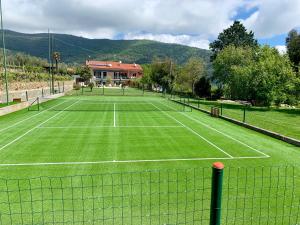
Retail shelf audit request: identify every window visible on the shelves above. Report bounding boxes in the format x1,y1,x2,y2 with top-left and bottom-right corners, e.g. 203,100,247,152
103,72,107,79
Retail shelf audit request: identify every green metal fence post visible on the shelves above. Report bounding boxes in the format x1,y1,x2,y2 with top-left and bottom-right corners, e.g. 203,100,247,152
37,97,40,111
63,82,65,93
220,104,223,115
26,91,28,101
243,106,246,123
209,162,224,225
42,88,44,98
198,99,200,108
81,86,84,95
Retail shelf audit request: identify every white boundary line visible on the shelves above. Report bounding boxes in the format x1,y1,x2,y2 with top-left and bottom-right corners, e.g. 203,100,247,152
114,103,116,127
0,101,79,151
37,125,183,129
180,112,270,157
162,100,270,158
0,155,270,167
0,100,68,133
150,102,234,158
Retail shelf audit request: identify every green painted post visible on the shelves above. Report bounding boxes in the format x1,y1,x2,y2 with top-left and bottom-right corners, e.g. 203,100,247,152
42,88,44,97
26,91,28,101
37,97,40,111
81,86,83,95
123,87,125,96
63,82,65,93
220,104,223,115
243,106,246,123
197,99,200,108
209,162,224,225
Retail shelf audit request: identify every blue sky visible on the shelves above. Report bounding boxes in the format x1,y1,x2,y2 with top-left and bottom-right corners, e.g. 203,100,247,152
3,0,300,51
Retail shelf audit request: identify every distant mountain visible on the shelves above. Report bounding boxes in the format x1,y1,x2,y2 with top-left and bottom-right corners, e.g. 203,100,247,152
1,30,211,65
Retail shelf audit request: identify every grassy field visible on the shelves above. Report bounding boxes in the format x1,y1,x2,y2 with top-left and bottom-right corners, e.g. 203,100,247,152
0,101,18,108
0,89,299,224
177,97,300,140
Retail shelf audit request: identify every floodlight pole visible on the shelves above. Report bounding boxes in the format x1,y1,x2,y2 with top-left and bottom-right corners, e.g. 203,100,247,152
0,0,9,105
48,29,52,95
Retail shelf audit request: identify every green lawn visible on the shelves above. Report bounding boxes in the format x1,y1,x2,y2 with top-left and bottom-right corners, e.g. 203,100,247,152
0,91,299,224
178,97,300,140
0,101,18,108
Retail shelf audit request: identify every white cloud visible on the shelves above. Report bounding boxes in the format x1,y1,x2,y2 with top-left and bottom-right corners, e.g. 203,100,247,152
124,33,210,49
1,0,300,47
275,45,287,55
243,0,300,38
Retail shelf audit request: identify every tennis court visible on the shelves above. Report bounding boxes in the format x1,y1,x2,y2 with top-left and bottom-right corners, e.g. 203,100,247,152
0,95,271,168
1,92,300,225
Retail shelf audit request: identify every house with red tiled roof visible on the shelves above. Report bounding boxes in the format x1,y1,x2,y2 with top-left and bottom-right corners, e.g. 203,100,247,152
86,60,143,85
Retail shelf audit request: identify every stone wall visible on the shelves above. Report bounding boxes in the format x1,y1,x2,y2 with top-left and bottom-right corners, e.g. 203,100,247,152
0,81,74,103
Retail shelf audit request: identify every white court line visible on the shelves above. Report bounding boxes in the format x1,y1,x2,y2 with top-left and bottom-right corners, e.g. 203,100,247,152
163,100,270,158
180,112,270,158
150,102,234,158
0,100,68,133
0,156,270,167
37,125,183,129
0,101,79,151
114,103,116,127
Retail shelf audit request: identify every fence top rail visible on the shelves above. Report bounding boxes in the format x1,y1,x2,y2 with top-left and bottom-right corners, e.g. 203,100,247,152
0,165,299,181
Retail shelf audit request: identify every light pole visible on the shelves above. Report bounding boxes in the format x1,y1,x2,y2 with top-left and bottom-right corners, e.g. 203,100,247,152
0,0,9,105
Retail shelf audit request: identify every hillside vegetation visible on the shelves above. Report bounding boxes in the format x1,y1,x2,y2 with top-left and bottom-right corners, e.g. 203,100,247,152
1,30,211,65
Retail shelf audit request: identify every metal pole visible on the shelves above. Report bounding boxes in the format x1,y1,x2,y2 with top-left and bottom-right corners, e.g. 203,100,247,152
198,99,200,108
51,34,54,94
220,104,223,115
209,162,224,225
48,29,52,94
243,106,246,123
0,0,9,105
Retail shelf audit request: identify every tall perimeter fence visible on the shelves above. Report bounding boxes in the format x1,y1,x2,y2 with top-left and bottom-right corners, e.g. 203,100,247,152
0,164,299,225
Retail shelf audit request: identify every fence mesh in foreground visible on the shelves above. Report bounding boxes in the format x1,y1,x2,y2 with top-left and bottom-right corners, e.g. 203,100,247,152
0,166,299,225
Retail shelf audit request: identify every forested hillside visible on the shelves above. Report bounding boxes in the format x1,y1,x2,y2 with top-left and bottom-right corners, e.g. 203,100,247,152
1,30,211,65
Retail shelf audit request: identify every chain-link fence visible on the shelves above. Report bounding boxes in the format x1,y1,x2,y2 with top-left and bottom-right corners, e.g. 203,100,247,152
0,165,299,225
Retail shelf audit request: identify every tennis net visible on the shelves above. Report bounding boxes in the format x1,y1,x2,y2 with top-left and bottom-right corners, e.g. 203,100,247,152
38,99,190,112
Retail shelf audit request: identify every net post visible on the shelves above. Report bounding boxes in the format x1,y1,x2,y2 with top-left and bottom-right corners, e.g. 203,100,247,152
142,84,144,95
26,91,28,101
243,106,246,123
37,97,40,111
198,99,200,108
210,162,224,225
123,87,125,96
220,104,223,115
63,82,65,93
81,86,84,95
42,88,44,98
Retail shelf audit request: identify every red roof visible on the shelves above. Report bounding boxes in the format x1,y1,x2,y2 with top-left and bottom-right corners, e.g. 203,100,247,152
86,60,143,72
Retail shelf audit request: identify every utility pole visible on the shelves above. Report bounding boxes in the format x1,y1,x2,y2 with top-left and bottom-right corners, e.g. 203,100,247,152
0,0,9,105
48,29,52,94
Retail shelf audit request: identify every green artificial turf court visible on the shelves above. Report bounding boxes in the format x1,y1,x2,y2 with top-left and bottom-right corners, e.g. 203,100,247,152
0,91,300,224
0,95,272,167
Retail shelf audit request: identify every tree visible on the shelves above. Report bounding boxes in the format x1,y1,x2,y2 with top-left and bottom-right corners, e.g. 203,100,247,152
182,57,205,94
150,58,175,92
213,45,255,99
78,65,92,82
286,29,300,72
209,21,258,61
213,45,297,106
194,77,211,98
52,52,61,73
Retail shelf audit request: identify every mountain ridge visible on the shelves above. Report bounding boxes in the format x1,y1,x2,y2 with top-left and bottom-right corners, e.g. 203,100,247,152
1,30,212,65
